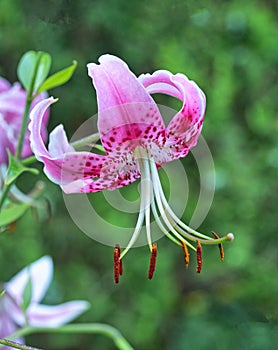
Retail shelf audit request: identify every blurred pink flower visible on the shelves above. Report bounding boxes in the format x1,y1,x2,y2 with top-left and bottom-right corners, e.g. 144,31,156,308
0,77,49,164
0,256,90,348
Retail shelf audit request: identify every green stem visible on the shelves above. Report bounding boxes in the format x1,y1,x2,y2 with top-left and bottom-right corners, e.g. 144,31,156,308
21,156,37,166
15,52,43,160
0,183,12,211
4,324,134,350
0,339,42,350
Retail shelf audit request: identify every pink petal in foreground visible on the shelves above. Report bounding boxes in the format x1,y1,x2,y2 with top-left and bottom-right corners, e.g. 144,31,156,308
26,301,90,328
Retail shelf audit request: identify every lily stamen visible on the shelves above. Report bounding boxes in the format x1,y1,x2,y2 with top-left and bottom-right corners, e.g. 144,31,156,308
148,243,157,280
212,231,225,261
181,241,190,268
114,244,121,284
196,241,203,274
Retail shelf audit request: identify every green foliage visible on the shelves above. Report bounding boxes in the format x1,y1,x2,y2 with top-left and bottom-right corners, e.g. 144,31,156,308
1,0,278,349
5,152,39,186
0,202,29,227
38,60,77,93
17,50,51,92
17,50,77,95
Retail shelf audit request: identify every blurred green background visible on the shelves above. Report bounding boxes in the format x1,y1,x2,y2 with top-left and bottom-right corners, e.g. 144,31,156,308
1,0,278,349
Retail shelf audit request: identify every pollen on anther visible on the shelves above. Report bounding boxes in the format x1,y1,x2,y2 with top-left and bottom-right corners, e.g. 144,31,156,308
196,241,202,274
211,231,225,261
148,243,157,280
114,244,121,284
181,241,190,268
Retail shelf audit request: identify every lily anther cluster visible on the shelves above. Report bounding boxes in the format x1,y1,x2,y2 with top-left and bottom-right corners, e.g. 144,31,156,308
29,55,234,283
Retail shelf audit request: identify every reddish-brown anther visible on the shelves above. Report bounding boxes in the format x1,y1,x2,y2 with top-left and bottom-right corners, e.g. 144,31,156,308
114,244,121,283
196,240,202,274
148,243,157,280
212,231,225,261
181,241,190,268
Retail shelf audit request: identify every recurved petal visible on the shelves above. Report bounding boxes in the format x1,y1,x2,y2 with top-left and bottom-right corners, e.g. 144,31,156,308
21,91,50,159
87,55,164,153
139,70,206,158
5,256,53,306
26,301,90,328
29,98,106,185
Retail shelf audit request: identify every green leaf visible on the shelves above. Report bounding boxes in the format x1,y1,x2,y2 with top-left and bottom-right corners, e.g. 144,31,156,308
22,273,33,311
0,290,5,299
17,51,52,93
34,52,52,92
17,51,37,91
0,202,29,227
38,60,78,93
5,151,39,186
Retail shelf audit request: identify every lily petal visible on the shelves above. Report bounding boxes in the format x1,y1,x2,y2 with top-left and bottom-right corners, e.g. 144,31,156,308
87,55,165,153
0,115,14,163
29,97,106,185
21,91,50,159
139,70,206,158
0,80,49,163
5,256,53,306
25,301,90,328
0,308,24,348
0,83,26,115
0,77,11,93
0,308,18,338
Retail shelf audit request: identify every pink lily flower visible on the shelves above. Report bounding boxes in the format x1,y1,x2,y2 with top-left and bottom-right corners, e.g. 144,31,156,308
29,55,234,281
0,256,89,348
0,77,49,164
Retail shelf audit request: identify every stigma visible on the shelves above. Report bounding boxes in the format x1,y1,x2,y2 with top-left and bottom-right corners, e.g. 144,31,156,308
113,147,234,283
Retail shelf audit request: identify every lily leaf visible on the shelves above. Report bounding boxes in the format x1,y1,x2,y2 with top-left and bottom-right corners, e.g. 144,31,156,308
0,202,29,227
38,60,77,93
5,151,39,186
34,52,52,92
17,51,51,93
17,51,37,91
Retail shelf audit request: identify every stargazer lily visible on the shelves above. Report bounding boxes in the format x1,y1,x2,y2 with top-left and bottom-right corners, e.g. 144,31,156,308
0,256,89,348
29,55,234,282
